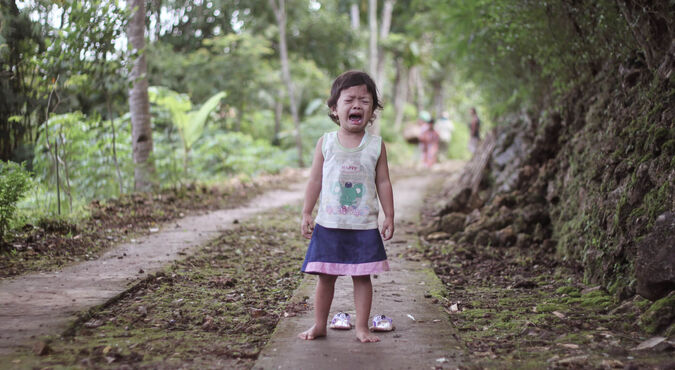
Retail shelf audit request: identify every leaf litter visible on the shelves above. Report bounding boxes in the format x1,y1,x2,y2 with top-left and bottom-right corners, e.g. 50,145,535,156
2,203,309,369
0,170,302,278
407,178,674,369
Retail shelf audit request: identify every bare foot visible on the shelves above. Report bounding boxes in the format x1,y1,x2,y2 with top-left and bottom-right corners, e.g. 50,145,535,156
298,324,326,340
355,327,380,343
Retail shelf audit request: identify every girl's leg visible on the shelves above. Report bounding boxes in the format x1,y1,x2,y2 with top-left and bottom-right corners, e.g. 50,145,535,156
352,275,380,343
298,274,337,340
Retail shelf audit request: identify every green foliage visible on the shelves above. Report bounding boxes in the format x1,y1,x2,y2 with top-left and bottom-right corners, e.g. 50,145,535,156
0,161,31,242
33,112,133,210
446,119,471,160
149,87,226,176
282,114,336,166
379,105,417,165
1,1,129,162
193,130,293,177
149,32,273,105
417,0,636,117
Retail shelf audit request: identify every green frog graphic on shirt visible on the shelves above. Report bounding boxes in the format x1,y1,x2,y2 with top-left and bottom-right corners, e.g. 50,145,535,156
332,181,364,207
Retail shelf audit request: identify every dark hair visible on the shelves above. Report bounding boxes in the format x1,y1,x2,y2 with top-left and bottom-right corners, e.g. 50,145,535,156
326,70,383,125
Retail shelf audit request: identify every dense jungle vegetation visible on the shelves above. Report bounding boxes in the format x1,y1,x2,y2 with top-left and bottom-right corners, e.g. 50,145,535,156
1,0,673,326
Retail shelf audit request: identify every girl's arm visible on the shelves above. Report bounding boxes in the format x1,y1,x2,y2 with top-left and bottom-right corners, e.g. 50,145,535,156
375,141,395,240
301,137,324,239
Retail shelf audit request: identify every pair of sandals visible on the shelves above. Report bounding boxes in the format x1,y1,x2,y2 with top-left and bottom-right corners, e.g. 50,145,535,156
329,312,395,332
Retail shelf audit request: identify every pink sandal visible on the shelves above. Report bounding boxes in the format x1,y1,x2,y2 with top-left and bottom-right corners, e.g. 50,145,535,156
329,312,352,330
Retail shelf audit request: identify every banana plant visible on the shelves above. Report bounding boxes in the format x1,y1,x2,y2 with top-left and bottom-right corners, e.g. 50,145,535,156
149,87,226,176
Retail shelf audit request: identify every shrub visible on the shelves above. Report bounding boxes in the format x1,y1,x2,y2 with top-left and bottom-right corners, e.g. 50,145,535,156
0,161,31,242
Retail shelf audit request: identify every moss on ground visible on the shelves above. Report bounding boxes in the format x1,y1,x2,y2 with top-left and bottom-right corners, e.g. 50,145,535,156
413,170,674,369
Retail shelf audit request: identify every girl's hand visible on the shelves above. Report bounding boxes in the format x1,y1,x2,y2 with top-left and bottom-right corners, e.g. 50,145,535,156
380,217,394,241
301,214,315,239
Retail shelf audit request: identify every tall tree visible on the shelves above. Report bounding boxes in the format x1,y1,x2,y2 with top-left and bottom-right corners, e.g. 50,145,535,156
368,0,378,79
350,1,360,30
376,0,394,88
269,0,303,167
127,0,156,191
0,0,43,161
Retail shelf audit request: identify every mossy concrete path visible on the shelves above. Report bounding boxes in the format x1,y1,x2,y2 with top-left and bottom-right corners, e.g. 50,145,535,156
255,165,465,370
0,179,307,355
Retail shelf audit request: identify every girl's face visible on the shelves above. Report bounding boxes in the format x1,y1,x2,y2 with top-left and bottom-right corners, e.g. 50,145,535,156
331,84,373,133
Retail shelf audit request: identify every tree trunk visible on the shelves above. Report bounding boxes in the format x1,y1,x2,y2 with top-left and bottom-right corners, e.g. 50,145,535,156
127,0,156,192
269,0,303,167
393,57,408,130
368,0,378,79
409,66,424,113
350,2,359,30
367,0,380,134
615,0,672,72
106,92,124,195
375,0,394,87
432,79,444,119
272,96,282,146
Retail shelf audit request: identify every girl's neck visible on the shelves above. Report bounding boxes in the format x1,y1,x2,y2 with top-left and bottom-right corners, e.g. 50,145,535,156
337,128,366,148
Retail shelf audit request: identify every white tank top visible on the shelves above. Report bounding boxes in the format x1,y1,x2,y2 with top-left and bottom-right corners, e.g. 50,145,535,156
315,131,382,230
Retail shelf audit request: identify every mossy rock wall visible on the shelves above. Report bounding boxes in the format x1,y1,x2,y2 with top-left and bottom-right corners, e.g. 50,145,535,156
431,61,674,300
549,66,674,298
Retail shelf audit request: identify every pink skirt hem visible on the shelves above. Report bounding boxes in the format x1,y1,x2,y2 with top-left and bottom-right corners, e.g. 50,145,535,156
303,260,390,276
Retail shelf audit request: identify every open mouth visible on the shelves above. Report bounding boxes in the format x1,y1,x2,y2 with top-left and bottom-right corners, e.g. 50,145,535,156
348,113,363,124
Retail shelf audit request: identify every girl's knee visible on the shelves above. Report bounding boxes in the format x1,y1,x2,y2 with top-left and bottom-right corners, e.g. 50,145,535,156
352,275,372,284
318,274,338,285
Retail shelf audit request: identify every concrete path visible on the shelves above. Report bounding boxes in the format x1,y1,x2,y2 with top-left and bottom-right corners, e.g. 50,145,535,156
0,180,306,355
254,172,464,370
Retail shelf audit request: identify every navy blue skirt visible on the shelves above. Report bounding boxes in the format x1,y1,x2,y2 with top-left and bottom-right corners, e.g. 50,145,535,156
301,224,389,276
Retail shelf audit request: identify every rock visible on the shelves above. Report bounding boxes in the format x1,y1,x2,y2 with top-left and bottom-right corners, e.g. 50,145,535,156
516,233,531,248
465,208,481,226
202,315,217,331
474,230,491,246
635,212,675,301
554,355,588,366
439,212,466,234
33,341,51,356
521,204,550,226
495,226,516,246
84,319,104,328
426,232,451,241
439,187,472,214
638,291,675,334
541,239,557,253
609,295,648,316
532,223,546,242
581,286,602,295
513,279,538,289
600,359,624,368
632,336,668,351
